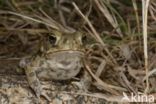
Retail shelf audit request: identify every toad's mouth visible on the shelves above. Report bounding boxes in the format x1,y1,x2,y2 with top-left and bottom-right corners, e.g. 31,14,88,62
46,50,84,56
45,50,85,63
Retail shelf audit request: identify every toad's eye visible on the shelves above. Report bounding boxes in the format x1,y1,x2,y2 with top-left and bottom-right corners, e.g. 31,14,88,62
48,35,57,45
82,35,87,44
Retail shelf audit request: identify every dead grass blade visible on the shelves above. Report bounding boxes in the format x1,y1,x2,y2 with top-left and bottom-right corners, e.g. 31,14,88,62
93,0,123,37
8,11,60,30
63,91,127,102
1,11,74,34
142,0,150,93
132,0,141,33
143,68,156,82
149,0,156,21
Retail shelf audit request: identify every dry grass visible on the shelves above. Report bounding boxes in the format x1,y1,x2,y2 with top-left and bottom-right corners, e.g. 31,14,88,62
142,0,150,94
0,0,156,103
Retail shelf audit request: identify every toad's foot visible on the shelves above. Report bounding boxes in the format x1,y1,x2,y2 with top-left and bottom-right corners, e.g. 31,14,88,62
71,70,91,92
25,66,51,102
33,81,51,102
70,70,91,104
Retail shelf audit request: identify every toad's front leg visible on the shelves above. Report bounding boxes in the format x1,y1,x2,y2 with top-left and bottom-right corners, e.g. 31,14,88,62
25,65,51,102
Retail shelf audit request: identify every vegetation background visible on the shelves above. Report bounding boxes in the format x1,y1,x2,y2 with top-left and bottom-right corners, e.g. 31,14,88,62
0,0,155,103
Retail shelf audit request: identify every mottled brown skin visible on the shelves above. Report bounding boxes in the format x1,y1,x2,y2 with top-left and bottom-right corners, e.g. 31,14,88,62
23,30,86,101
